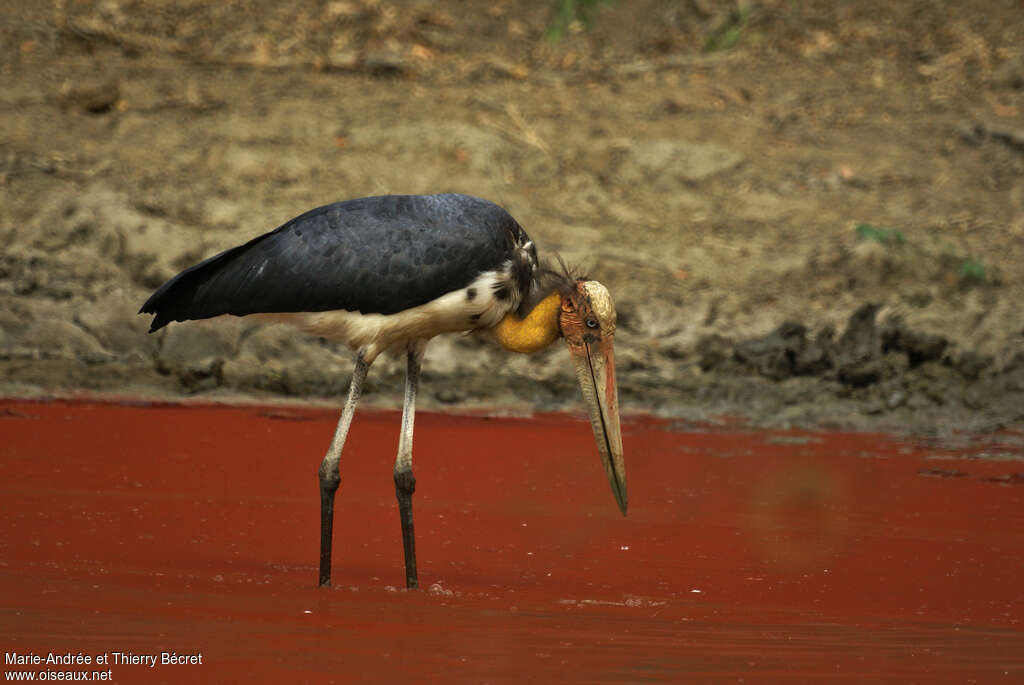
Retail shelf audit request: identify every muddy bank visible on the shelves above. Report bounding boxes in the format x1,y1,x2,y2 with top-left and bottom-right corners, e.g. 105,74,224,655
1,1,1022,431
3,293,1020,433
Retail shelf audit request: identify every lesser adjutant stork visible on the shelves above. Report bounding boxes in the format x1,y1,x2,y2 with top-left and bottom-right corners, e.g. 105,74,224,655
140,193,626,589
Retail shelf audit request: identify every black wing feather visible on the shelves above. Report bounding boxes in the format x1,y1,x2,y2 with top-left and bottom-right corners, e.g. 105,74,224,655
140,194,530,332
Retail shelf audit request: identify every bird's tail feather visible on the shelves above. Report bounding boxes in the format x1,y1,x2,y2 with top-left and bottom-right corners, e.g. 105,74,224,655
138,240,257,332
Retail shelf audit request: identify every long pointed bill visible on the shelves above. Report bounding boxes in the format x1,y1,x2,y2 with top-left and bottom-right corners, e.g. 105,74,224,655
568,335,627,515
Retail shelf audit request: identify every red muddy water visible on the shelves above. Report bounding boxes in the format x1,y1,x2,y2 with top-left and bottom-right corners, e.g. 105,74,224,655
1,398,1022,683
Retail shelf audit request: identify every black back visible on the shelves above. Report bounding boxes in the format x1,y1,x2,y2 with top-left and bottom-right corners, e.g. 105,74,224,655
140,194,531,332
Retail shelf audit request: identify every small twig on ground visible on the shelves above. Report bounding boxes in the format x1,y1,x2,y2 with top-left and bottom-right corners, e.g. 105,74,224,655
480,103,552,157
61,15,191,57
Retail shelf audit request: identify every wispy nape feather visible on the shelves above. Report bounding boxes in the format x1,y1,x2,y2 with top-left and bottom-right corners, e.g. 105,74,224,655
517,255,588,316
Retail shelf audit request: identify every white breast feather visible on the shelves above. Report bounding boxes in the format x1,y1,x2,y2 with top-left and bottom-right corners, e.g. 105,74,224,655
260,270,516,361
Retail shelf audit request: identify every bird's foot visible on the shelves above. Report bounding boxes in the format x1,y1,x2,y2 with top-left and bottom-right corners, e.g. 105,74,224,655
318,468,341,588
393,469,418,589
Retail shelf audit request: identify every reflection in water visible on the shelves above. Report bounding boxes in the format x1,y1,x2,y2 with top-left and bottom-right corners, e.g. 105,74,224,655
748,462,851,572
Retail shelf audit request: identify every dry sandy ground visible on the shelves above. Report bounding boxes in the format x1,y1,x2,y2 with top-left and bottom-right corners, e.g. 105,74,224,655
2,0,1022,432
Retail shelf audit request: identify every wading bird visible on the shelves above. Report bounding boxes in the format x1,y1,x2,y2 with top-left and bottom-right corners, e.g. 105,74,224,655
140,193,625,589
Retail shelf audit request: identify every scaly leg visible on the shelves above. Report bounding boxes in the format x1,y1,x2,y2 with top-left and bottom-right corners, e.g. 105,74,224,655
394,340,426,589
318,350,371,588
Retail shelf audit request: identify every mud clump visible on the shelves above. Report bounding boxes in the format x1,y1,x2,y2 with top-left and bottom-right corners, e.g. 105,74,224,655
697,304,1023,428
705,303,971,388
730,321,832,381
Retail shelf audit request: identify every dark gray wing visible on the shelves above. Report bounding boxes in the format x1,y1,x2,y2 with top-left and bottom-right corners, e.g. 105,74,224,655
140,194,530,332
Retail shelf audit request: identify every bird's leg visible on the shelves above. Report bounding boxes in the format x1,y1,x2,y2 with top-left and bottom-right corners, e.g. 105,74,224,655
394,340,426,589
318,350,371,588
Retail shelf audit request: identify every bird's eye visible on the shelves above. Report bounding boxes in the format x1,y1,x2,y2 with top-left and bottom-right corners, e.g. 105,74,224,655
585,317,598,329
